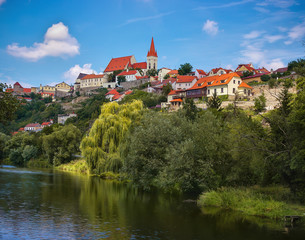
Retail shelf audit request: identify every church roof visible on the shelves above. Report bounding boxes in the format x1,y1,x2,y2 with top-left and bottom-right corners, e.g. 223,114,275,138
104,56,133,72
147,37,158,57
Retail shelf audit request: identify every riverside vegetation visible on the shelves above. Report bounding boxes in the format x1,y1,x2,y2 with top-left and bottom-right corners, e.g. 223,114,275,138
1,59,305,220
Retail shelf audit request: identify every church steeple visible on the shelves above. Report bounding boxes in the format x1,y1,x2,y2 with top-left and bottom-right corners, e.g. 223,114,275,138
147,37,158,57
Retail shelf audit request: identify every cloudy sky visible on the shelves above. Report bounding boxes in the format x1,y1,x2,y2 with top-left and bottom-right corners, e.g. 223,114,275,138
0,0,304,87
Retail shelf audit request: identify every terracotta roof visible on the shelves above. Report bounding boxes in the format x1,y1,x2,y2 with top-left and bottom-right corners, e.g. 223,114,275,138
117,70,138,76
147,37,158,57
167,70,178,75
210,68,232,74
238,82,253,89
81,74,104,80
168,90,177,95
256,67,270,73
42,122,51,126
104,56,133,72
124,90,133,95
274,67,288,73
242,72,268,80
136,76,149,80
14,82,23,87
39,92,54,96
188,72,240,90
106,89,119,96
6,88,13,92
170,98,183,103
23,88,31,93
18,128,24,131
131,62,147,69
112,94,121,100
196,69,206,75
176,75,197,83
236,64,255,72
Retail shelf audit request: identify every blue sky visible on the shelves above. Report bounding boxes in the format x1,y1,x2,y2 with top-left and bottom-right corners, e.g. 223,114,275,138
0,0,304,87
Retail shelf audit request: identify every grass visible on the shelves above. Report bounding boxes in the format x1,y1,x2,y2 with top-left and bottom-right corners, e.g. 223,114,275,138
198,187,305,219
27,158,52,168
57,159,89,174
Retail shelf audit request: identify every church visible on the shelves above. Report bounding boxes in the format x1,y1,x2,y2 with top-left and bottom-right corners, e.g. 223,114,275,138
103,37,158,77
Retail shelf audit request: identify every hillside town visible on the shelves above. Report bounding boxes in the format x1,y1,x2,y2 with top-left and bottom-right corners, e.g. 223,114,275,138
5,37,296,132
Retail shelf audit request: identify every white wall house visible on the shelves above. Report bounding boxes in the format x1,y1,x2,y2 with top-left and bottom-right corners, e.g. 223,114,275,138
116,70,141,82
158,68,171,81
174,76,197,90
80,74,107,89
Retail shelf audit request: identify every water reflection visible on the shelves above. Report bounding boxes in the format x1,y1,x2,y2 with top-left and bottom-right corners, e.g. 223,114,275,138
0,166,305,239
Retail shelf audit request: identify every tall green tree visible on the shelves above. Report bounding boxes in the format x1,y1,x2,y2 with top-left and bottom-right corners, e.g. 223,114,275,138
178,63,193,75
207,92,222,110
0,83,19,124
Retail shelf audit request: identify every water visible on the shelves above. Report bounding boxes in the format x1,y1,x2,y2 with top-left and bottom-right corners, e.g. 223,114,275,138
0,166,305,239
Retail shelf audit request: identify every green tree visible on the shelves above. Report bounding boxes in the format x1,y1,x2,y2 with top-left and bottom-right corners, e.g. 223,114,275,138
261,74,271,82
22,145,38,162
163,74,169,79
207,92,222,110
80,101,143,174
288,58,305,76
182,98,198,121
42,125,81,166
162,83,172,96
0,83,19,124
117,75,126,85
147,69,158,77
0,133,10,163
178,63,193,75
242,71,254,78
254,93,266,113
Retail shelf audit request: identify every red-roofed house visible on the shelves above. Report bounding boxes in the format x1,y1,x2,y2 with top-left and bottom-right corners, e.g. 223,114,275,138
195,69,206,79
208,68,233,76
106,89,120,101
242,73,269,83
175,76,197,90
131,62,147,70
104,55,136,73
41,122,52,128
238,82,253,96
23,88,32,94
167,70,179,78
116,70,141,82
235,64,256,74
158,67,172,81
24,123,41,132
80,74,109,89
256,67,270,74
13,82,24,93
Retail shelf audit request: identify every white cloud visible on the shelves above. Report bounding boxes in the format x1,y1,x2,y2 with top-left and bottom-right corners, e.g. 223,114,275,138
287,21,305,41
278,26,287,32
257,0,297,8
195,0,254,10
264,58,285,70
0,0,6,6
243,31,264,39
225,64,233,70
202,20,219,36
7,22,80,61
265,35,284,43
254,7,270,13
63,63,96,84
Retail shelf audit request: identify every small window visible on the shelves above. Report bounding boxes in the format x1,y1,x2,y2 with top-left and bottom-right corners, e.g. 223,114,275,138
208,89,210,94
221,88,223,93
233,88,235,93
214,89,216,94
244,89,246,94
233,80,236,84
238,81,240,84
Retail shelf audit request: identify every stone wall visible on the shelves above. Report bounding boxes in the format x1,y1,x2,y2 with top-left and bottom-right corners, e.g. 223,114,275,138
120,78,150,90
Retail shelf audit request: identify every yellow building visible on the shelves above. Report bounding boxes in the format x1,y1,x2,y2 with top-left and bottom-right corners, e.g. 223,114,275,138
56,82,71,92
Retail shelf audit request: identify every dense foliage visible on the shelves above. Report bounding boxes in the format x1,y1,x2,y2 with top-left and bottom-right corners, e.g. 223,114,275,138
0,83,19,124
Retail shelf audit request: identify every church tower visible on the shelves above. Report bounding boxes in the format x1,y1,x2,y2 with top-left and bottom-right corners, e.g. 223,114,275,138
147,37,158,71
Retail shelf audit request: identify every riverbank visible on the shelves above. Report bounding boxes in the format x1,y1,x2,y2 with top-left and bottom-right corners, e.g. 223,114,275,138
198,187,305,220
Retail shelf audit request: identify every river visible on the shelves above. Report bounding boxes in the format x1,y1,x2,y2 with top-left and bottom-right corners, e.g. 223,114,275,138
0,166,305,239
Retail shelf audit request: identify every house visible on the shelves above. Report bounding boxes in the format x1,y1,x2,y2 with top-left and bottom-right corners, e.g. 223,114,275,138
175,76,197,90
186,72,252,100
56,82,71,92
235,63,256,74
169,98,183,110
24,123,41,132
58,113,77,125
105,89,120,101
273,67,288,74
208,68,232,76
104,55,136,74
11,82,32,95
80,74,106,89
195,69,206,79
158,68,172,81
41,120,53,128
256,67,270,74
242,73,269,83
116,70,141,82
238,82,253,97
167,70,179,78
74,73,88,93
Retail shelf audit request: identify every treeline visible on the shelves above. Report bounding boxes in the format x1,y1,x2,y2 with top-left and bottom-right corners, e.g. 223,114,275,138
0,124,81,167
79,76,305,202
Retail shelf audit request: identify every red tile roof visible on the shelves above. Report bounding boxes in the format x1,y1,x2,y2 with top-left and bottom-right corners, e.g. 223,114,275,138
136,75,149,80
168,70,178,75
18,128,24,131
238,82,253,89
170,98,183,103
124,90,133,95
236,64,255,72
106,89,119,96
6,88,13,92
242,72,268,80
132,62,147,69
42,122,51,126
256,67,270,73
196,69,206,75
168,90,177,95
274,67,288,73
147,37,158,57
112,94,121,100
25,123,40,128
104,56,133,72
23,88,31,93
14,82,23,87
117,70,138,76
176,75,197,83
210,68,232,74
39,92,54,96
81,74,104,80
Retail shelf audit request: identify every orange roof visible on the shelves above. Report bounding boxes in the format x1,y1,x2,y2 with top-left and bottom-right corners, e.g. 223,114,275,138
6,88,13,92
210,68,232,74
170,98,183,103
196,69,206,75
106,89,119,96
168,90,177,95
23,88,31,93
18,128,24,131
136,75,149,80
117,70,138,76
125,90,133,95
236,64,255,72
188,72,239,90
81,74,104,80
104,56,133,72
39,92,54,96
132,62,147,69
168,70,178,75
112,94,121,100
176,75,197,83
238,81,253,89
147,37,158,57
42,122,51,126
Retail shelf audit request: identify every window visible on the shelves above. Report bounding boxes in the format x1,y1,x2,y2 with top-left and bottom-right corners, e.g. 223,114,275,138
208,89,210,94
244,89,246,94
154,63,156,69
214,89,216,94
248,90,251,96
233,80,236,84
238,81,240,84
233,88,235,93
149,63,151,69
221,88,223,93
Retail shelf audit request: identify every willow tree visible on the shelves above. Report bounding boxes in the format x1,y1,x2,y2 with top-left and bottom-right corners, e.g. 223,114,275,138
80,100,143,174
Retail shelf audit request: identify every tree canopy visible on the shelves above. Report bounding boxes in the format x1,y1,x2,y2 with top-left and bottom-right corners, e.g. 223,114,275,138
178,63,193,75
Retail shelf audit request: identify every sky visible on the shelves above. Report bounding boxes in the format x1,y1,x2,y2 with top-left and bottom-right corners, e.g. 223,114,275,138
0,0,305,87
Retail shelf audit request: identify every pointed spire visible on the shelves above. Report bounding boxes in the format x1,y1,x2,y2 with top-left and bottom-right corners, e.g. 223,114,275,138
147,37,158,57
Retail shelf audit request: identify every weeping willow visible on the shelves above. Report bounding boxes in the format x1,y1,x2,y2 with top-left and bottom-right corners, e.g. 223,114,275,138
80,100,143,174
